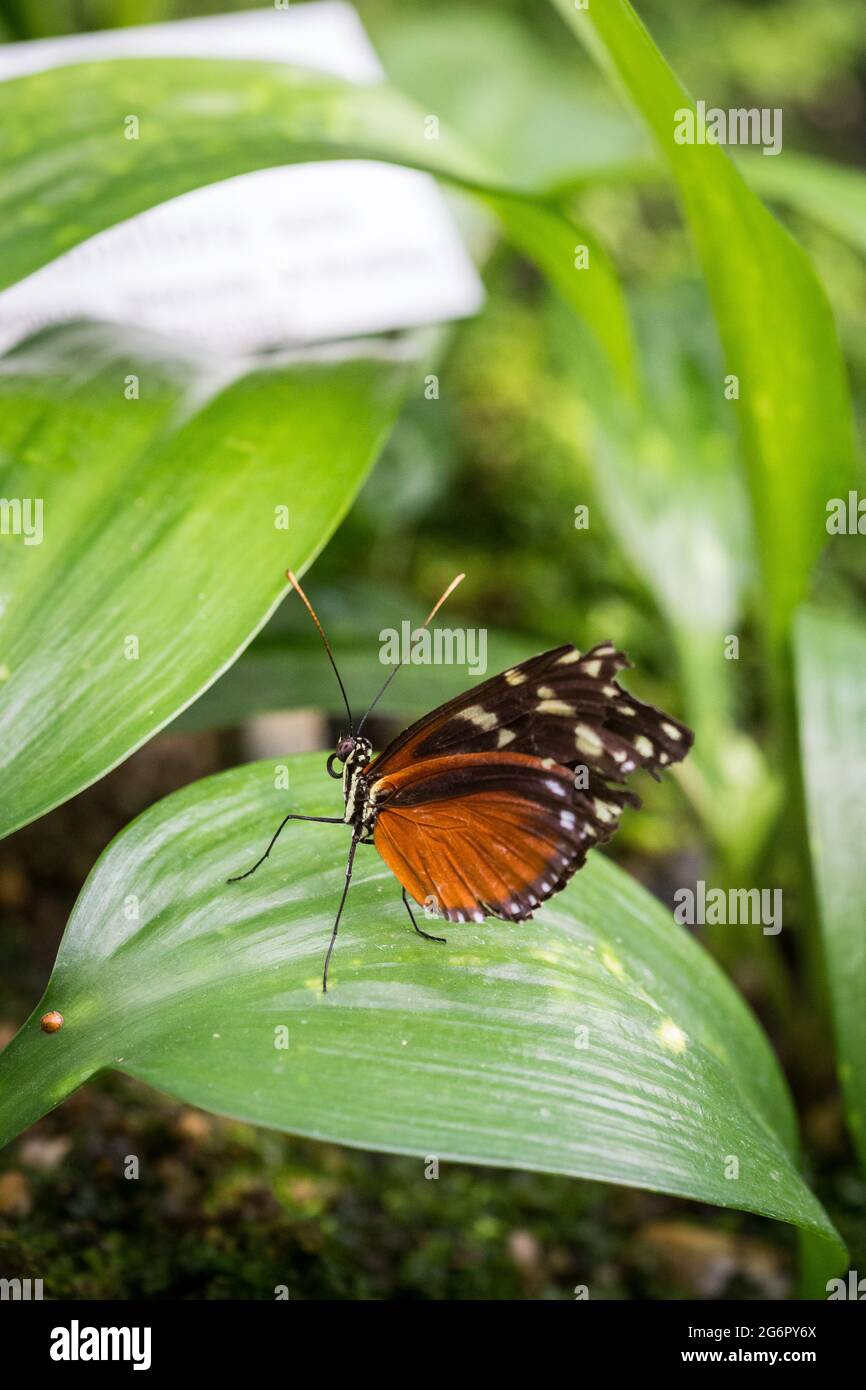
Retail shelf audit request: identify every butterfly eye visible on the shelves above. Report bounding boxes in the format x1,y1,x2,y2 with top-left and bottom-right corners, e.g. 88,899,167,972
327,736,355,779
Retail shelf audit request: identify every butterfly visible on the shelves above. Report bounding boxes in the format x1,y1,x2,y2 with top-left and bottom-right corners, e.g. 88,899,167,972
229,571,693,990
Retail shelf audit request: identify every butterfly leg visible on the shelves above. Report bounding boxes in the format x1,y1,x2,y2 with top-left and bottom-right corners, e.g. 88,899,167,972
402,888,447,944
227,813,344,884
322,832,361,993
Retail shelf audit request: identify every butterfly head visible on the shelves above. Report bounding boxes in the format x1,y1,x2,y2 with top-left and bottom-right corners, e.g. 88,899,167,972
326,734,372,779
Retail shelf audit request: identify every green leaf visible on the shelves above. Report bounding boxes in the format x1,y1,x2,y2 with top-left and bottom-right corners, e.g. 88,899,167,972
373,4,651,189
0,322,419,839
744,149,866,261
0,753,842,1264
0,57,636,392
796,606,866,1178
551,0,855,646
553,147,866,267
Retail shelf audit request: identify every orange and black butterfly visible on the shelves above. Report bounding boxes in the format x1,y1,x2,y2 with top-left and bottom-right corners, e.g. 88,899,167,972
229,571,693,990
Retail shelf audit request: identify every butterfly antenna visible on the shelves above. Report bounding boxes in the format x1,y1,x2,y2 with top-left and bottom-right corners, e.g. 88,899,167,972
356,573,465,734
286,570,353,730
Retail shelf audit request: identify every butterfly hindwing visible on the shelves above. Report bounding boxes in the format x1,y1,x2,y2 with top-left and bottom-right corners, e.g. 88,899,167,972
372,751,639,922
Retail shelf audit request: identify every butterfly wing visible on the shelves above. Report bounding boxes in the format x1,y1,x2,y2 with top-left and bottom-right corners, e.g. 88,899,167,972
366,641,691,923
368,642,692,785
372,751,639,922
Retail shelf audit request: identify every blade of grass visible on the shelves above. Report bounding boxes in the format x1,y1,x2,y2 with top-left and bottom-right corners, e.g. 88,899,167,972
796,606,866,1180
551,0,855,658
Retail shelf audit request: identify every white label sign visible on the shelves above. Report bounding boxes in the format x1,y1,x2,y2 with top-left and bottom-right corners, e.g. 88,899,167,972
0,2,483,355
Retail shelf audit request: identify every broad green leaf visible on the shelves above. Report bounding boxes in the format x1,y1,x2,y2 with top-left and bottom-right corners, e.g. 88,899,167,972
0,57,636,392
0,321,420,839
0,55,635,836
796,607,866,1178
0,753,842,1266
551,0,855,646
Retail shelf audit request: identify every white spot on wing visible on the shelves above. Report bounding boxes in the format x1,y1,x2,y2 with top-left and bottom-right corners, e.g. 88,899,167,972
458,704,498,732
538,699,575,716
575,723,603,756
545,779,567,797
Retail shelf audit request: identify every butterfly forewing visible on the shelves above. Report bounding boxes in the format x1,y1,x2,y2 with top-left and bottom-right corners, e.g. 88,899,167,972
368,643,692,785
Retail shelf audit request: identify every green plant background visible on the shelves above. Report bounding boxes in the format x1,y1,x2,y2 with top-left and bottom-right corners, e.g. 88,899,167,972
0,0,864,1300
